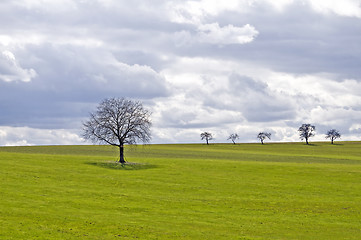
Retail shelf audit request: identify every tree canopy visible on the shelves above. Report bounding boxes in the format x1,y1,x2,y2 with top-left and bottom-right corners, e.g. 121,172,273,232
325,129,341,144
83,97,151,163
257,132,271,144
200,132,213,145
228,133,239,144
298,124,315,145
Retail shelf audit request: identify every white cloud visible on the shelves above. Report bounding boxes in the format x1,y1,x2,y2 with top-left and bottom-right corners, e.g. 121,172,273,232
260,0,294,11
0,35,12,46
307,0,361,18
169,0,361,19
349,124,361,132
0,126,84,146
197,23,259,45
266,73,361,109
169,1,258,45
168,0,249,24
154,55,361,143
0,0,361,145
256,0,361,17
0,50,37,82
173,22,259,46
0,129,6,138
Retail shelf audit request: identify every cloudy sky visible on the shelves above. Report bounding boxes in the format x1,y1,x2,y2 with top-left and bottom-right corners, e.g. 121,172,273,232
1,0,361,145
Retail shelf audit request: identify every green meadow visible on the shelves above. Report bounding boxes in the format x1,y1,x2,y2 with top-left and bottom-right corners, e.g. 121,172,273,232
1,142,361,239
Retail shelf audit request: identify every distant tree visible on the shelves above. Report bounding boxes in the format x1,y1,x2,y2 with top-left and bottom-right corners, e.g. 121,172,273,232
228,133,239,144
257,132,271,144
325,129,341,144
82,97,151,163
200,132,213,145
298,123,315,145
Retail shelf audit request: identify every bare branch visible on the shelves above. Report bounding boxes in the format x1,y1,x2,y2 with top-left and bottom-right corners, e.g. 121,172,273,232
82,97,152,163
200,132,213,145
325,129,341,144
257,132,271,144
298,124,315,145
228,133,239,144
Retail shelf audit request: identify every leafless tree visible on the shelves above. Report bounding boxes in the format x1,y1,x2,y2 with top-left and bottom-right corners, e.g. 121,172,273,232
200,132,213,145
298,123,315,145
257,132,271,144
82,97,151,163
228,133,239,144
325,129,341,144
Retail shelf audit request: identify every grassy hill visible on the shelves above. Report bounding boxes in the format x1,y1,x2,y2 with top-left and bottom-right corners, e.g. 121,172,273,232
1,142,361,239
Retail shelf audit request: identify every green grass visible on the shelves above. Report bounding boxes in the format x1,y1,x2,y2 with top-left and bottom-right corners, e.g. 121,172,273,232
1,142,361,239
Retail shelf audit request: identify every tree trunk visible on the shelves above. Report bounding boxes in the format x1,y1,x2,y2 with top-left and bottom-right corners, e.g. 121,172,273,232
261,139,264,144
232,140,235,144
305,137,309,145
331,138,334,144
118,145,125,163
206,138,209,145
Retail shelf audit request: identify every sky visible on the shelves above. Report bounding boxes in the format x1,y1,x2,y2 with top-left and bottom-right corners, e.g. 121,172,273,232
1,0,361,146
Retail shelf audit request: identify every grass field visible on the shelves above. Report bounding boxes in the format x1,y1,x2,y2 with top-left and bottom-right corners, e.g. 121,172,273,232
1,142,361,239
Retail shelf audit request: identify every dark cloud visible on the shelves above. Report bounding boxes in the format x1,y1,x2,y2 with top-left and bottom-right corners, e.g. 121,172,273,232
0,44,169,129
199,74,297,122
172,2,361,79
1,0,361,144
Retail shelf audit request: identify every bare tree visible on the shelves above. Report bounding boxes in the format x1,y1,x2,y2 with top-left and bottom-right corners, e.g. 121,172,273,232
298,123,315,145
228,133,239,144
200,132,213,145
325,129,341,144
257,132,271,144
82,97,151,163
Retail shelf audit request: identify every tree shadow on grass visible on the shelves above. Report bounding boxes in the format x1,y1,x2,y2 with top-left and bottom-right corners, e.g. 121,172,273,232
332,143,344,146
306,143,344,146
86,161,158,170
304,143,318,146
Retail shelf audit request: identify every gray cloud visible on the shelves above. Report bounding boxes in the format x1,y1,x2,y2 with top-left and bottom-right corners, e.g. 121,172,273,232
0,44,169,129
200,74,297,122
165,2,361,80
0,51,36,82
217,3,361,79
0,0,361,145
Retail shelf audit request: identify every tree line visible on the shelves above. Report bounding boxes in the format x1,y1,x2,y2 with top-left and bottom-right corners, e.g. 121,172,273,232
200,124,341,145
82,97,342,163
